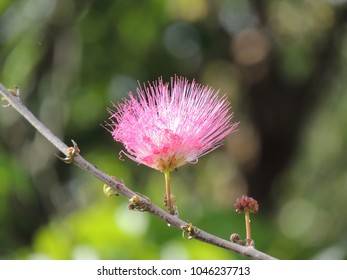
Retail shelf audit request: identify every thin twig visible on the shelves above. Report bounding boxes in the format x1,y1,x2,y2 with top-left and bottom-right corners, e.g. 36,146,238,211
0,83,277,260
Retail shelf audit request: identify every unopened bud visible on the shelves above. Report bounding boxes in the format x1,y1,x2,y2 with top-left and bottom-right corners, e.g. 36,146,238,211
234,195,259,213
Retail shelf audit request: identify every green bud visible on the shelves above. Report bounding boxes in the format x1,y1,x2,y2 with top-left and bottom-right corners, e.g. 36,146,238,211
103,184,118,197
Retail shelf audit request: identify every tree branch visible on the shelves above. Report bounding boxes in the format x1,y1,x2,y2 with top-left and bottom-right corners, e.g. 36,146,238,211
0,83,276,260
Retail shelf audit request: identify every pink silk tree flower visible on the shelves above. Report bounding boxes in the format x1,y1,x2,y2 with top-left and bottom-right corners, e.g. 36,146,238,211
105,76,239,214
106,76,239,171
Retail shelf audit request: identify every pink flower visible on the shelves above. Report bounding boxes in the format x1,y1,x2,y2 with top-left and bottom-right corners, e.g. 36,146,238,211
106,76,239,172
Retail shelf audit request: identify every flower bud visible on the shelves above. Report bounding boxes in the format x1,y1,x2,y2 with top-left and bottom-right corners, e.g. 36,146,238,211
234,195,259,213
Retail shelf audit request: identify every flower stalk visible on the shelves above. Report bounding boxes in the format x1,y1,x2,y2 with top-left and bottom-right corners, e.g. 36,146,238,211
164,170,174,214
244,210,252,246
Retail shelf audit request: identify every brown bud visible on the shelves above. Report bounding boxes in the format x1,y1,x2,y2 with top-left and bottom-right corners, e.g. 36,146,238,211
230,233,240,242
234,195,259,213
230,233,246,245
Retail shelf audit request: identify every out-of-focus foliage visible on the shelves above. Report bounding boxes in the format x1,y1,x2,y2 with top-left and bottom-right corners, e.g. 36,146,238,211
1,0,347,259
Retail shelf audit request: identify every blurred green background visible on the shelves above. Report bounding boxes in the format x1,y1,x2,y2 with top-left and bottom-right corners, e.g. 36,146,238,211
1,0,347,260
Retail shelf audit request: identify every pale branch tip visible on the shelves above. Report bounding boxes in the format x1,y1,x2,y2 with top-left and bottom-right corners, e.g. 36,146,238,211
0,83,277,260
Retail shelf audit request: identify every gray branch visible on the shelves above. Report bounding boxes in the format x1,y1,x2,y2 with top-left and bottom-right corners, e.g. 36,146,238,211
0,83,277,260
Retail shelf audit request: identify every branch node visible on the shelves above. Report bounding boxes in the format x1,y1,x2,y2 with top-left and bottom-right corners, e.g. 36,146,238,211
1,86,20,107
181,223,197,240
57,139,80,164
164,193,179,216
246,239,255,247
128,195,149,212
